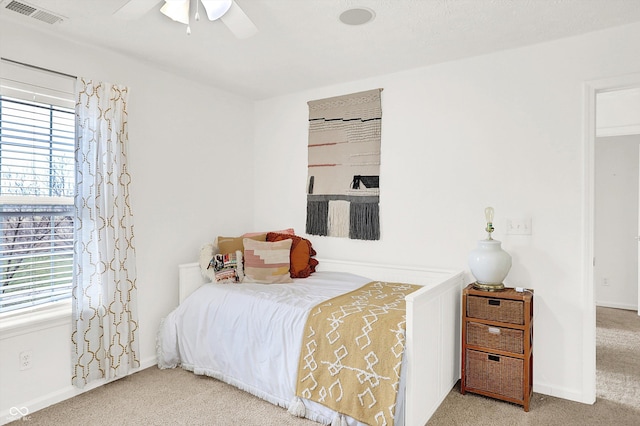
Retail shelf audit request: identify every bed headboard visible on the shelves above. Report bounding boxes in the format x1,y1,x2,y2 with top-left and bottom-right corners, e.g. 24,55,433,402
315,258,460,287
178,262,207,304
178,259,461,304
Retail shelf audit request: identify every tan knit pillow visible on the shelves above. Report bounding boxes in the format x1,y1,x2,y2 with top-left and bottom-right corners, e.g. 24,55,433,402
217,233,266,254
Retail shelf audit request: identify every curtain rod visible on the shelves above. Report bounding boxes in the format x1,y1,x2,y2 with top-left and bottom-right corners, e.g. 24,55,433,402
1,57,76,80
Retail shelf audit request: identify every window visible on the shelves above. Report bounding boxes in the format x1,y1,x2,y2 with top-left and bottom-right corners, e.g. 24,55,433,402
0,61,76,314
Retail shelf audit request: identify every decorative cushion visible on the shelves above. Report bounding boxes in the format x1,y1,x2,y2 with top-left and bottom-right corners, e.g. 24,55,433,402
266,232,319,278
199,244,244,283
209,251,244,283
242,228,295,238
199,243,218,282
243,238,293,284
217,234,266,254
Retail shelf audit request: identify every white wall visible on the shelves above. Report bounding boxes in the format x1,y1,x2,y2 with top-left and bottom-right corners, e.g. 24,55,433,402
0,18,255,419
253,22,640,403
595,135,639,310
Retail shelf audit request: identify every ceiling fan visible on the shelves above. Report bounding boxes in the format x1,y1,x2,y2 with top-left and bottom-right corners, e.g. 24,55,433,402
114,0,258,39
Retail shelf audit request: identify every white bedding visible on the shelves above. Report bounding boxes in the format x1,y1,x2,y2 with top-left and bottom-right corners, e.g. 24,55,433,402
157,271,407,425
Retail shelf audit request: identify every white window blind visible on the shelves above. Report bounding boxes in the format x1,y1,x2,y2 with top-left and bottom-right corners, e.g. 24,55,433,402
0,60,76,314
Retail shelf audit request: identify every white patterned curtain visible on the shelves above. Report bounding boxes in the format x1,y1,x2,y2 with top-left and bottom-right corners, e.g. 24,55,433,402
72,79,140,388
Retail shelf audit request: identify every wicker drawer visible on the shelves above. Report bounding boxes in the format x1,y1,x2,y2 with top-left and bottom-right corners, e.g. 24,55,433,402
466,321,524,354
465,349,523,400
467,295,524,324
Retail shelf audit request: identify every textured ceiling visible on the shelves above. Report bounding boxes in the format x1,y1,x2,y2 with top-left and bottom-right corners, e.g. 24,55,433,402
2,0,640,100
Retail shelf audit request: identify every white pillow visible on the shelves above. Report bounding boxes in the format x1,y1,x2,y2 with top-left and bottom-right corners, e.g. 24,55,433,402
199,243,218,282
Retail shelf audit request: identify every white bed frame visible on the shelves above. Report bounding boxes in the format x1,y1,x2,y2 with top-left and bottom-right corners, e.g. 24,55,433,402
178,259,464,426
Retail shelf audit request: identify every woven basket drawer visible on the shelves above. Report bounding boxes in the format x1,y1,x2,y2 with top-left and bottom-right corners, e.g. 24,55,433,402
465,349,523,400
466,322,524,354
467,295,524,324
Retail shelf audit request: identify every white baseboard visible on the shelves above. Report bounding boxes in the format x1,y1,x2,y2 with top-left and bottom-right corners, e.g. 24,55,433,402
0,356,157,425
533,382,594,405
596,301,638,311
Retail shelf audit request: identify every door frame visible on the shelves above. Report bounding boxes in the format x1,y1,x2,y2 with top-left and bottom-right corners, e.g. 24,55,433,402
583,72,640,404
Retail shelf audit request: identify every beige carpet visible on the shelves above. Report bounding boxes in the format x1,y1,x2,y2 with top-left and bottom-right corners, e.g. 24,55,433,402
595,306,640,409
9,367,319,426
429,306,640,426
9,307,639,426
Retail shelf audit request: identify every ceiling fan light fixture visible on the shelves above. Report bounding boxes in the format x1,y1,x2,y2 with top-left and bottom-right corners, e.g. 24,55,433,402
160,0,190,25
200,0,233,21
156,0,257,39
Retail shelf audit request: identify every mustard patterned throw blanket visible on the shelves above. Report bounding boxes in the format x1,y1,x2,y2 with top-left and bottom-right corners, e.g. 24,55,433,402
295,281,421,426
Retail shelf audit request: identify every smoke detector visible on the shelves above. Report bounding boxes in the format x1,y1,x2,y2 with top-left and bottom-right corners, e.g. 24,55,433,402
3,0,65,24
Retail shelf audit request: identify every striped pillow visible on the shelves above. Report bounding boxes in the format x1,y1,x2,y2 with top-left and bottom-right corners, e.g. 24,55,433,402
243,238,293,284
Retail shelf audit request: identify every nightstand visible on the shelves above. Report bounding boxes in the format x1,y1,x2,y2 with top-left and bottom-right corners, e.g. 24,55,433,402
460,284,533,411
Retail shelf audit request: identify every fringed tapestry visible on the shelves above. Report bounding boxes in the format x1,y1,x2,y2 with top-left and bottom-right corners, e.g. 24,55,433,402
306,89,382,240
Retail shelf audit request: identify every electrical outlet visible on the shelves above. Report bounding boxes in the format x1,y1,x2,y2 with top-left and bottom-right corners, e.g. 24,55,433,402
602,278,609,287
19,351,32,370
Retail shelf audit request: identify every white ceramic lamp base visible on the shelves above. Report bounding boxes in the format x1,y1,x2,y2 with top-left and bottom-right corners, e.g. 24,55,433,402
468,239,512,291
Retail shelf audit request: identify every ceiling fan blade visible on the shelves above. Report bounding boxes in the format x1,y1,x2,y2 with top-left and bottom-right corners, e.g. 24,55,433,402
200,0,232,21
113,0,162,20
220,0,258,39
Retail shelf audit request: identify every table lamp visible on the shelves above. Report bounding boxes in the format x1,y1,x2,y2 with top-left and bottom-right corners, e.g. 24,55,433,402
468,207,512,291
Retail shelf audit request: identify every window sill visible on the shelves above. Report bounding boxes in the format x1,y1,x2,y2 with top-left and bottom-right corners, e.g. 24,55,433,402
0,300,71,338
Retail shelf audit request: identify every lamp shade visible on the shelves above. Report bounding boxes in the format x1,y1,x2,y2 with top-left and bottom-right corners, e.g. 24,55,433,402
160,0,190,25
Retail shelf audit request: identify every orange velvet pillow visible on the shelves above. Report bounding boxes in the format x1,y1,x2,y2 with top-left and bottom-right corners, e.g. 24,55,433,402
266,232,318,278
243,228,294,238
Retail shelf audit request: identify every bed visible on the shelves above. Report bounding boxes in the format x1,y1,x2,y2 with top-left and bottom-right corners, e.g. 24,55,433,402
158,258,464,425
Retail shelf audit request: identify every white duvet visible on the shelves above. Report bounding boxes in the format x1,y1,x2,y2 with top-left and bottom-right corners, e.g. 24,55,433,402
157,271,406,425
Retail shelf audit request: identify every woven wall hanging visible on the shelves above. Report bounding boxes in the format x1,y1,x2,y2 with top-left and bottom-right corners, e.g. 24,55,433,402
306,88,382,240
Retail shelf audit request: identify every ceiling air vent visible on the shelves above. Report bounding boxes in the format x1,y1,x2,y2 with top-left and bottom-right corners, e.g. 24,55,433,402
4,0,64,24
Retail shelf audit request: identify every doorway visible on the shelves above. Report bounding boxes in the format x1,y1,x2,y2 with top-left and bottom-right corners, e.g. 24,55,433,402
594,89,640,311
584,72,640,406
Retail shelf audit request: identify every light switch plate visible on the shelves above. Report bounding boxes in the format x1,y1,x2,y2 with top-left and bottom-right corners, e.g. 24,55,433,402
506,218,532,235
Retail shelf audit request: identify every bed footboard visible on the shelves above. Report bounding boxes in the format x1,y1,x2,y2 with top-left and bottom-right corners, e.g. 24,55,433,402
315,259,464,425
404,270,463,425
